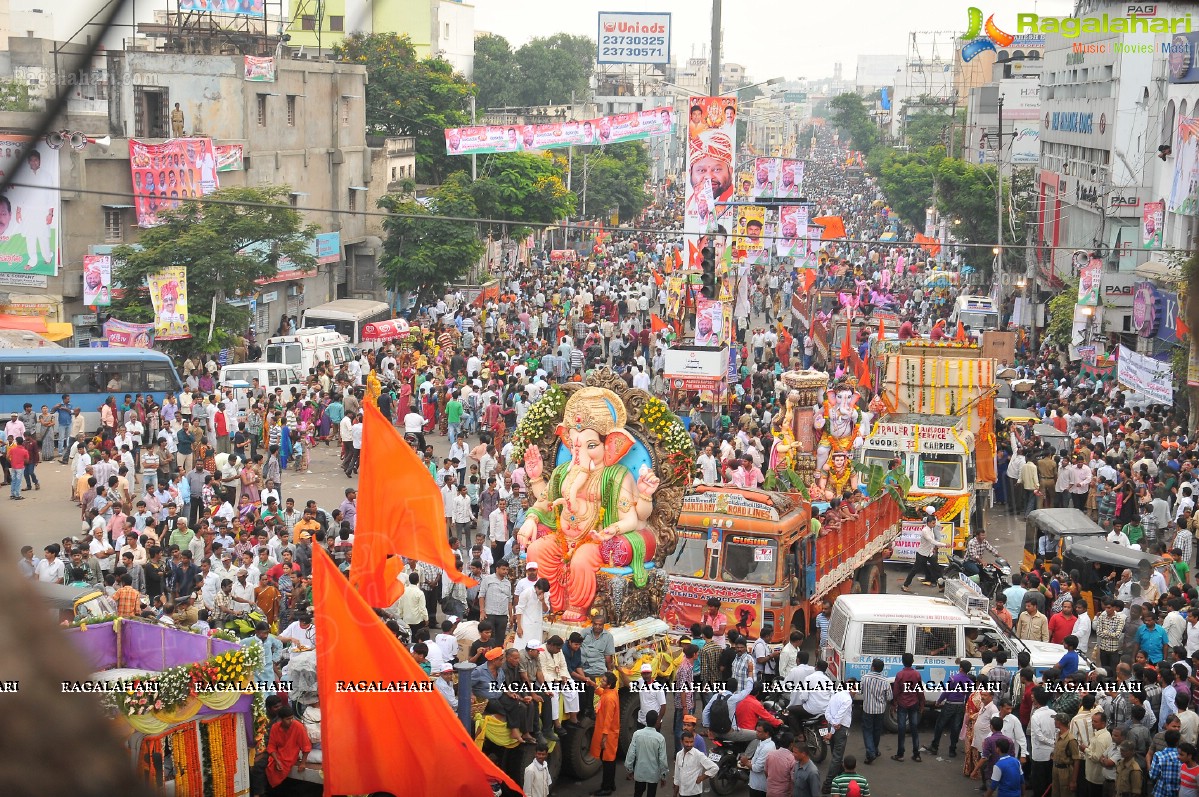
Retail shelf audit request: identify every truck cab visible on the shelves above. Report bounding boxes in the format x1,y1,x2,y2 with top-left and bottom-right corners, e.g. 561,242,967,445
949,295,1001,335
662,486,901,644
860,413,977,557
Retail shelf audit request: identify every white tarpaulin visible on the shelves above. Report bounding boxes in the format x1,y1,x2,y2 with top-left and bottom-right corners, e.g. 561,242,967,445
1117,345,1173,405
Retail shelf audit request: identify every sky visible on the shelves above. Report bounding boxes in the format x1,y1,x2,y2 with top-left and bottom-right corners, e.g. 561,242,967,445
473,0,1077,83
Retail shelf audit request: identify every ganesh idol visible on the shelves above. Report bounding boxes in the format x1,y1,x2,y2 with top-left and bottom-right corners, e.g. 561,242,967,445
517,387,661,622
814,378,864,473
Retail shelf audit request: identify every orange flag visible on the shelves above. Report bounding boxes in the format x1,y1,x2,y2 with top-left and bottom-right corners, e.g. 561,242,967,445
350,401,476,608
314,547,520,796
955,321,967,342
840,321,854,363
650,313,667,333
802,268,817,292
859,358,873,391
878,317,886,342
1178,313,1191,340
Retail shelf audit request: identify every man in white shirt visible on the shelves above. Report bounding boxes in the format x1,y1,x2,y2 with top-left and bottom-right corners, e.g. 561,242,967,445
673,733,719,796
822,689,854,793
634,664,667,728
488,499,510,560
789,661,833,718
1027,690,1057,794
697,446,718,486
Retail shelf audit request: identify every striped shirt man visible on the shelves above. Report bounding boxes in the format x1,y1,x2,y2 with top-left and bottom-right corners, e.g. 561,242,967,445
860,669,891,715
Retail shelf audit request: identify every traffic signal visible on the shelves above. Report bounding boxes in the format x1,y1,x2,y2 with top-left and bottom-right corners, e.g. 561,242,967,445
700,246,716,299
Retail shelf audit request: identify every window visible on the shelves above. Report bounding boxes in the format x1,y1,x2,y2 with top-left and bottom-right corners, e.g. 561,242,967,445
720,538,776,585
0,362,47,393
143,364,177,392
286,95,296,126
915,625,957,658
104,208,122,243
918,455,964,490
301,15,316,30
348,189,357,212
859,623,909,657
289,193,298,208
391,166,397,180
330,15,344,31
257,94,267,127
444,22,450,38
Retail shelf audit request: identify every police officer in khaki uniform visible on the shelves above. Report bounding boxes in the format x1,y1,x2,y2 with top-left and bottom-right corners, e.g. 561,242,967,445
1051,712,1082,797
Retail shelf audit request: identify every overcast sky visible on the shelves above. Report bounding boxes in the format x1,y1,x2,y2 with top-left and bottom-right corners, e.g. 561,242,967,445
474,0,1077,82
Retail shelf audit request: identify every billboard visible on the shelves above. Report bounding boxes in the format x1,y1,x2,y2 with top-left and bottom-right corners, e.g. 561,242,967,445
684,96,737,270
663,572,764,638
1168,31,1199,83
445,109,673,155
148,266,190,341
82,255,111,307
1171,117,1199,215
103,319,155,348
214,144,244,172
243,56,275,82
129,137,220,227
0,136,60,276
1012,122,1040,165
776,205,810,257
179,0,265,18
597,11,671,65
749,158,804,199
1144,200,1164,248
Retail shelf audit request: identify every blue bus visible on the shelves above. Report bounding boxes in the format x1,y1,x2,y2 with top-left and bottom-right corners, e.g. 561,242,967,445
0,348,183,430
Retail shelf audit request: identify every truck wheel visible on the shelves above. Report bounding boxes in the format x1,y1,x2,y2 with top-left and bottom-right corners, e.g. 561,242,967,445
883,704,899,733
562,716,601,780
857,563,884,594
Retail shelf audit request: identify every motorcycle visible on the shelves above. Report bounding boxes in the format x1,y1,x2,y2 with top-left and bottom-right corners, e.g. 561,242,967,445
783,707,830,765
707,734,755,796
939,554,1010,603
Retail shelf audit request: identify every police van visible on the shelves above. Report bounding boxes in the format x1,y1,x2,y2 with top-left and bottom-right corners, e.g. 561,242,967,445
824,582,1087,730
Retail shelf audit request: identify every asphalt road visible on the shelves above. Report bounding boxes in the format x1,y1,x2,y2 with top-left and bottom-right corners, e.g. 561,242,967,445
8,434,1030,797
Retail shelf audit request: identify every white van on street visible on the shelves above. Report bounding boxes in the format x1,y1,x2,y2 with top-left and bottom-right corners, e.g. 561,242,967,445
264,328,355,378
219,362,303,392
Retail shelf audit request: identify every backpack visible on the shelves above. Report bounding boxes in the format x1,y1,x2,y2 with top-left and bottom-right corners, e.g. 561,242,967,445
708,693,733,735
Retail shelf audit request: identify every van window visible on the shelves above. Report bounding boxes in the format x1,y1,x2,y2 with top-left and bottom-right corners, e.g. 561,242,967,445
918,455,964,490
915,625,958,658
223,369,253,383
827,606,849,649
860,623,908,657
267,369,280,388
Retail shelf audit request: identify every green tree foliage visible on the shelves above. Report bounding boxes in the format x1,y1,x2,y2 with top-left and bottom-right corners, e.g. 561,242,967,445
333,33,473,184
935,158,999,246
111,187,317,353
903,108,963,152
378,175,485,310
513,34,595,106
870,146,936,230
473,33,518,109
828,92,878,152
470,152,576,236
574,141,651,222
1046,278,1080,348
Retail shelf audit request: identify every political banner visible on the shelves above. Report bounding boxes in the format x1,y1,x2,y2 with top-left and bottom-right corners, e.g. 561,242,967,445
642,107,674,137
0,135,60,276
148,266,190,341
179,0,264,17
777,205,810,257
103,319,156,348
751,158,805,199
82,255,111,307
517,123,580,151
444,126,520,155
751,157,778,199
1143,200,1165,248
778,159,804,198
446,108,674,155
129,137,220,227
243,56,275,82
214,144,244,172
731,206,768,265
1170,117,1199,215
685,96,737,271
1078,258,1102,305
1116,344,1173,405
694,297,732,347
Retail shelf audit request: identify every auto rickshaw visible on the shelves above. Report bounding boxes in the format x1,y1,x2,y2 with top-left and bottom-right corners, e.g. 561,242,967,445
1032,423,1071,456
1022,508,1107,574
1058,536,1182,617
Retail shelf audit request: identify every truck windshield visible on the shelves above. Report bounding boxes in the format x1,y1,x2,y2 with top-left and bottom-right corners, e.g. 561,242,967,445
665,531,709,579
862,448,895,471
960,311,998,330
721,539,777,585
918,454,964,490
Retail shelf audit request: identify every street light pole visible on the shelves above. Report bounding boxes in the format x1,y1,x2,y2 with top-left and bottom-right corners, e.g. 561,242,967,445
996,95,1004,287
709,0,722,96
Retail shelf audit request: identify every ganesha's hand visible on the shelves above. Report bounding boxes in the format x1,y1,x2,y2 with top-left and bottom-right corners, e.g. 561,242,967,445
636,469,660,498
517,517,536,547
524,445,544,482
596,525,620,542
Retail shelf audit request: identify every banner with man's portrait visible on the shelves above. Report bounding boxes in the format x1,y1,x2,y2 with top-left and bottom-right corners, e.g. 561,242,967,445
0,135,60,276
684,96,737,271
148,266,190,341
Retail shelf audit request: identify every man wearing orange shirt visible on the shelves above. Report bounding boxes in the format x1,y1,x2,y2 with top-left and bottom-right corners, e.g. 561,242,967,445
291,508,320,544
112,573,142,617
265,705,311,789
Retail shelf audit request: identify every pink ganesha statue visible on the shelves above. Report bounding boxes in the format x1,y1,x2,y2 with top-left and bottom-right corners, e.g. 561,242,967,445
516,387,661,622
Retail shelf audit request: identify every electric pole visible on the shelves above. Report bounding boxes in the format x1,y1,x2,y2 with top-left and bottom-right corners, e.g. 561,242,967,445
709,0,722,96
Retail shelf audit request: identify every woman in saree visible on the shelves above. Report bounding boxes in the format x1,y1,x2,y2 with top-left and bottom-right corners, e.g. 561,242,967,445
961,689,985,779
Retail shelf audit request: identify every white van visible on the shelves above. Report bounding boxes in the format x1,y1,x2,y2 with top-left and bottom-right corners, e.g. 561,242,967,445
948,295,1001,333
219,363,302,392
264,328,355,378
825,587,1086,725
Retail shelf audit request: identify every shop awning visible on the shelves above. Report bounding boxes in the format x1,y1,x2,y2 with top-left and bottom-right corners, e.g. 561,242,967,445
0,314,48,332
43,322,74,342
101,203,135,209
1136,259,1179,281
361,318,410,341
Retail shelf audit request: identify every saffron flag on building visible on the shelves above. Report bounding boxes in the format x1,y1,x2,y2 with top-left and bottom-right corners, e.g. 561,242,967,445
349,401,475,608
147,266,190,341
313,547,518,796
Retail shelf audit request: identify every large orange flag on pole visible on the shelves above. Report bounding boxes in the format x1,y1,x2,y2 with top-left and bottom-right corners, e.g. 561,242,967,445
350,401,476,608
314,547,520,796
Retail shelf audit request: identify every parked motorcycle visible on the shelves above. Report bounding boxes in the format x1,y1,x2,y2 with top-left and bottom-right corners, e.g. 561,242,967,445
940,553,1010,603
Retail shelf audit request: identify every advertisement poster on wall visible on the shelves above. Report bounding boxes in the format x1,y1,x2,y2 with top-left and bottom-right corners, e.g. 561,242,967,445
1143,200,1165,248
179,0,264,18
0,135,60,276
129,137,220,227
243,56,275,82
103,319,156,348
82,255,111,307
1170,117,1199,216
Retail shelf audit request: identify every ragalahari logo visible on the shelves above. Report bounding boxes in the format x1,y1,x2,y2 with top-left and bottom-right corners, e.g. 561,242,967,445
961,7,1014,62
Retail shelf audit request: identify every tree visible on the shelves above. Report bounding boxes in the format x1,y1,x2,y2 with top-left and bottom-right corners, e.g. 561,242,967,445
903,107,961,152
1045,278,1079,348
513,34,595,106
473,34,518,110
111,187,317,353
378,174,485,310
935,157,999,246
334,33,473,184
828,92,878,152
575,141,651,222
469,151,576,236
871,146,936,231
